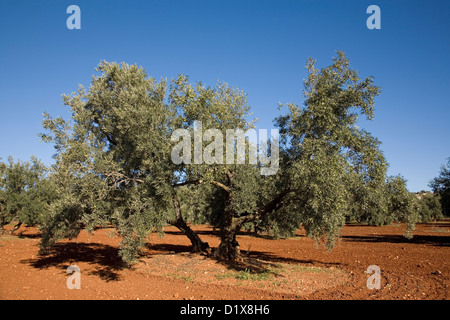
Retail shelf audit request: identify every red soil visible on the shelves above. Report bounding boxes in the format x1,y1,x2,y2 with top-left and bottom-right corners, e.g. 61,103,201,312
0,221,449,300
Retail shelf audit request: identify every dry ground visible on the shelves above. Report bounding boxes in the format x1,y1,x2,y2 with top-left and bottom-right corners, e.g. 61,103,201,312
0,221,449,300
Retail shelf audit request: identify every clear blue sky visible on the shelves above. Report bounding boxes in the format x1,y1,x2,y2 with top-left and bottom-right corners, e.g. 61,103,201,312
1,0,449,192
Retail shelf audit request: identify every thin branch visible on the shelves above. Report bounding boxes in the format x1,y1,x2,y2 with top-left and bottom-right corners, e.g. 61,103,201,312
234,188,292,226
172,179,203,188
225,169,234,185
102,171,144,187
211,180,231,193
116,177,144,186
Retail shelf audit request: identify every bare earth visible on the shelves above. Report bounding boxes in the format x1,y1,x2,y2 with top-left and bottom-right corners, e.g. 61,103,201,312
0,221,449,300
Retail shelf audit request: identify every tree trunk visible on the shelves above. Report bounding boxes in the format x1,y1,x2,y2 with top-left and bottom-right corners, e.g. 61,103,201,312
213,210,241,261
170,217,210,254
169,191,210,254
10,221,23,234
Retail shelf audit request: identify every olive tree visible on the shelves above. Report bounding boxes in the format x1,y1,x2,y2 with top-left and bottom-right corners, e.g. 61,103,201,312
429,158,450,217
416,192,443,222
0,156,53,233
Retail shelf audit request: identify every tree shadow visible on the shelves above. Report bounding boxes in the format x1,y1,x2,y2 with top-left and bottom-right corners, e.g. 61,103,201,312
245,250,343,268
21,242,125,281
422,222,450,229
146,241,341,274
7,226,42,239
164,229,220,237
341,234,450,247
16,233,42,239
145,243,192,254
209,250,343,276
219,256,280,274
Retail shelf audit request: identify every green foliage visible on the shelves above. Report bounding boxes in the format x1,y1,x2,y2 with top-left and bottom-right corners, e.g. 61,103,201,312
385,175,419,237
416,192,443,222
0,156,53,231
273,51,386,247
40,61,175,264
271,52,420,246
429,158,450,217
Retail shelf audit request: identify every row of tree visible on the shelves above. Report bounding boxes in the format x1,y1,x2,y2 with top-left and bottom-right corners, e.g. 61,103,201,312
1,52,448,264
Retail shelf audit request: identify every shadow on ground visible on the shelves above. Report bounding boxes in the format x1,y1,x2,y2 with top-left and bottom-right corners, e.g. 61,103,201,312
145,242,342,275
341,234,450,247
20,242,125,281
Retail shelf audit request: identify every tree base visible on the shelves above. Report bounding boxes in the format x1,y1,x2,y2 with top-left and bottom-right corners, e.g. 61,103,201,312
169,218,210,256
212,241,241,261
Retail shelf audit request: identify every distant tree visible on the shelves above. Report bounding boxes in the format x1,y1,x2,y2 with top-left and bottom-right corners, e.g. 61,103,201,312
0,156,53,233
385,175,419,237
429,158,450,217
416,192,443,222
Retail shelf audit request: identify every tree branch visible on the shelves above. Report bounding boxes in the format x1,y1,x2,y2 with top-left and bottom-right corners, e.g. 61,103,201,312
103,171,144,186
211,180,231,193
225,169,235,185
234,188,292,226
172,179,203,188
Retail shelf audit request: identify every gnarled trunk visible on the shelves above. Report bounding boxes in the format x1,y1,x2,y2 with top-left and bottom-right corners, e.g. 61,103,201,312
214,229,240,261
170,217,210,253
213,210,241,261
